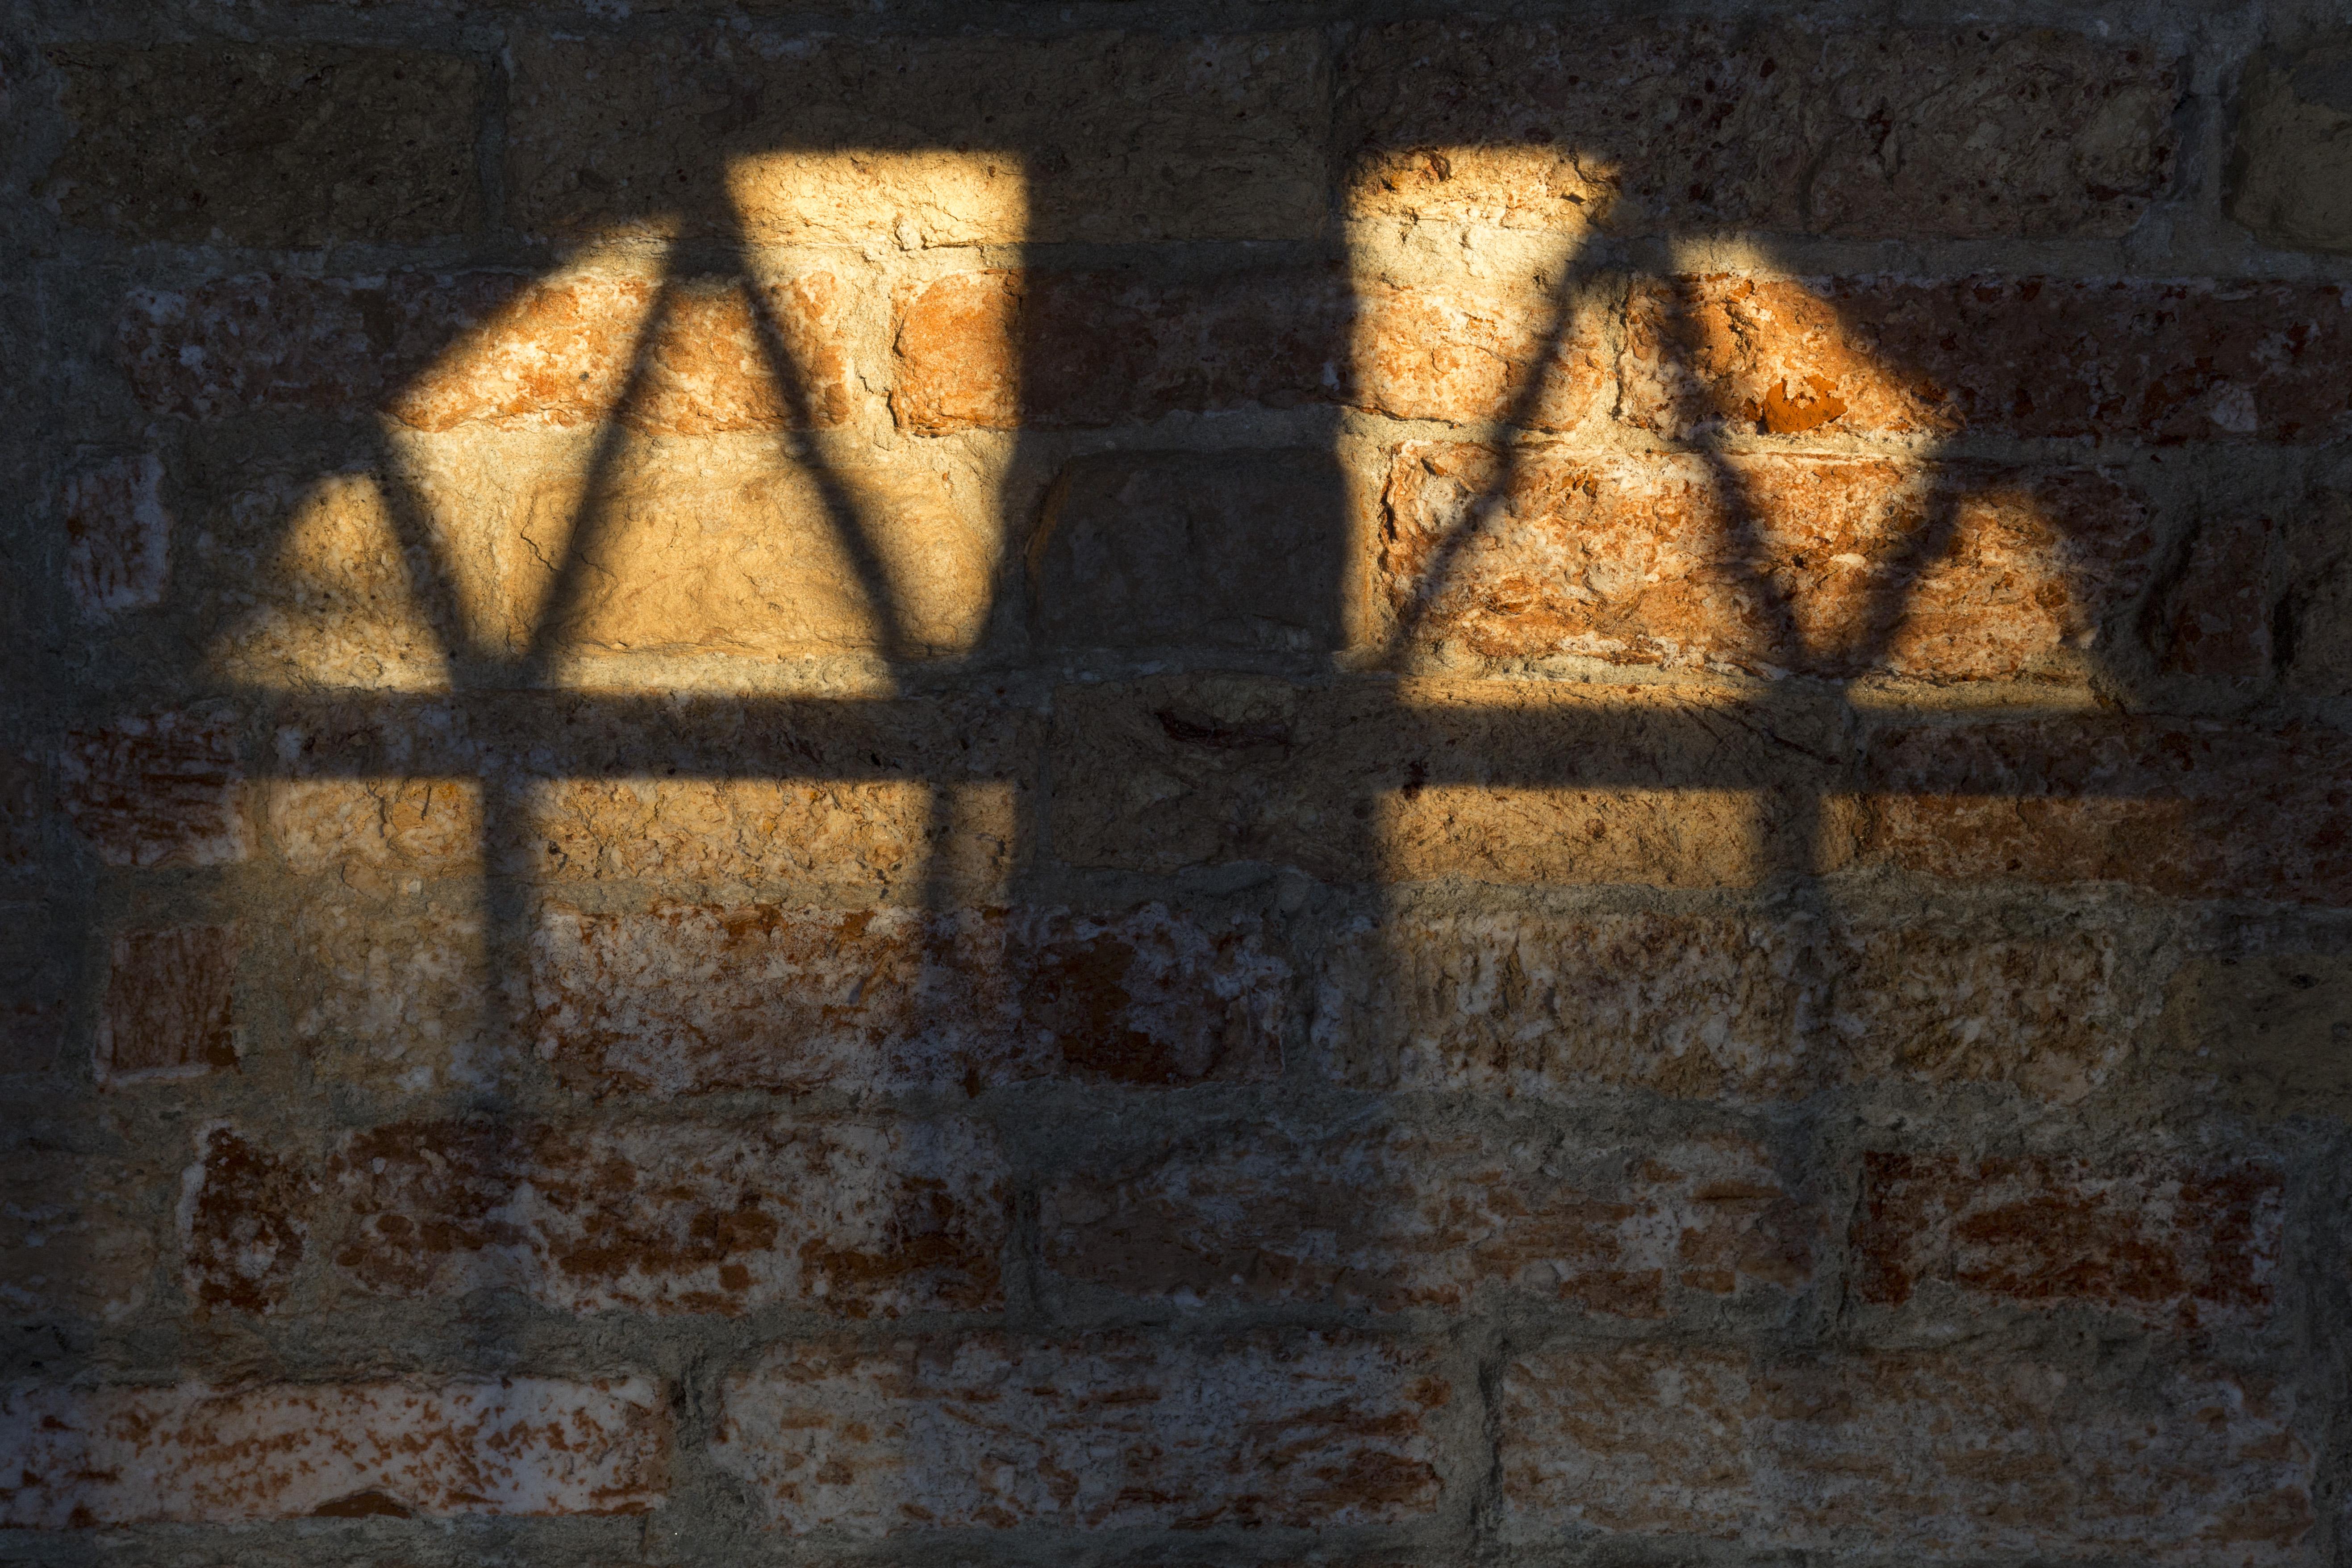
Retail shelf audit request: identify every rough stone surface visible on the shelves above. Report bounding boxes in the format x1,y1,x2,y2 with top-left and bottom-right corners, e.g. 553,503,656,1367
1850,716,2352,904
2169,952,2352,1118
713,1332,1447,1533
325,1116,1007,1314
1034,449,1345,652
96,925,240,1084
0,1378,669,1524
46,45,483,245
1852,1151,2284,1330
1046,1124,1810,1313
2229,44,2352,254
508,32,1327,245
1379,443,2152,678
1317,912,2156,1104
1502,1347,2310,1561
532,903,1286,1097
1052,677,1836,886
59,454,170,620
59,710,252,868
1627,275,2352,444
0,1155,154,1324
1341,23,2181,239
2156,515,2277,679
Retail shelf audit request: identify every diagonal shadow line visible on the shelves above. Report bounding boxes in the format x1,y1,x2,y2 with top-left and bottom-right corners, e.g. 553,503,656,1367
1380,237,1614,663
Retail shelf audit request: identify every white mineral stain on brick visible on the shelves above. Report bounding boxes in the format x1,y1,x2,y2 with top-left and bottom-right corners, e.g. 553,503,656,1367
0,1377,669,1525
532,902,1286,1097
60,453,170,618
1503,1347,2311,1562
713,1331,1446,1533
59,711,252,868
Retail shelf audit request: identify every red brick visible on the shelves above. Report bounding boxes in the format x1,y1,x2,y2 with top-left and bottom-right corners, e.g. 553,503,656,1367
1626,275,2352,444
0,1376,668,1525
59,454,170,619
2156,517,2277,678
891,270,1605,434
327,1116,1006,1315
713,1331,1447,1533
60,711,251,868
1379,443,2152,679
1852,1152,2284,1329
179,1125,315,1314
1503,1347,2310,1560
1848,715,2352,903
1342,23,2179,240
118,270,851,432
96,925,239,1084
531,903,1285,1098
1045,1125,1809,1314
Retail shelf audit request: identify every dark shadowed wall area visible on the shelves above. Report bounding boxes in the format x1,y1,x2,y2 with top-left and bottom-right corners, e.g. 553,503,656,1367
5,0,2352,1564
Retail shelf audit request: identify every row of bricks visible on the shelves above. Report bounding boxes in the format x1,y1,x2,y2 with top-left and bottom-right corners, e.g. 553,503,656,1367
12,1114,2281,1330
104,268,2351,445
42,24,2194,251
21,690,2352,903
0,1336,2312,1562
17,894,2211,1103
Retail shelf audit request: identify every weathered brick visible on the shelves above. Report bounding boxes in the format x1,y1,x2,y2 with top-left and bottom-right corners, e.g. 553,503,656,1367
1852,1152,2284,1330
1033,450,1345,652
1626,275,2352,444
713,1332,1446,1532
1379,443,2152,679
1317,912,2152,1103
97,925,239,1084
61,711,252,867
1503,1347,2309,1560
180,1125,316,1314
289,890,488,1093
1341,24,2179,239
118,270,851,433
2168,952,2352,1118
46,45,482,245
0,1376,668,1524
1848,716,2352,903
2281,491,2352,696
0,1155,154,1324
1045,1124,1809,1314
519,462,992,661
2154,517,2277,679
532,903,1285,1098
2228,43,2352,255
60,454,170,620
892,271,1606,434
507,32,1325,245
326,1116,1004,1314
1051,677,1837,886
0,905,68,1075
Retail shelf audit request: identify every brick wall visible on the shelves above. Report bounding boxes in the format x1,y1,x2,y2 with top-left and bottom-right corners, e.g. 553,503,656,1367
4,2,2352,1565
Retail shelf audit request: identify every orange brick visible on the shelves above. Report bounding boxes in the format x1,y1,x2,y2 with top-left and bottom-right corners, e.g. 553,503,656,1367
1626,275,2352,444
714,1331,1447,1532
96,926,239,1083
1849,715,2352,903
327,1116,1007,1315
1852,1152,2284,1330
0,1377,668,1524
532,903,1286,1098
1045,1125,1810,1313
61,712,250,868
1379,443,2152,679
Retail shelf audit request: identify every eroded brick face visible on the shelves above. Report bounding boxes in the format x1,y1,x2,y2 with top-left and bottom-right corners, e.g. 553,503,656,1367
1046,1124,1811,1313
328,1116,1007,1314
0,1378,669,1524
97,925,240,1082
59,453,170,619
713,1332,1447,1533
532,903,1286,1097
61,712,251,868
179,1125,314,1313
1503,1348,2310,1561
1852,1152,2285,1329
